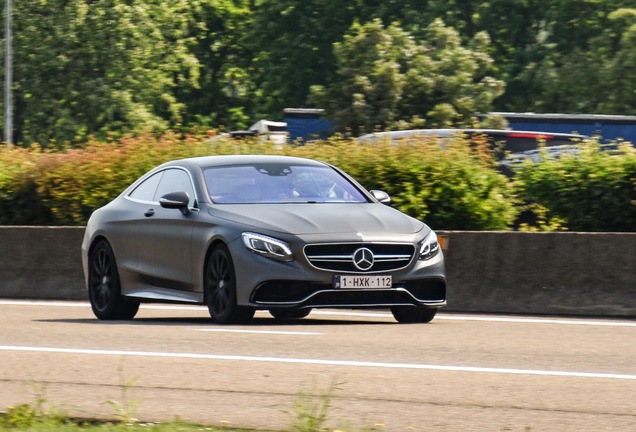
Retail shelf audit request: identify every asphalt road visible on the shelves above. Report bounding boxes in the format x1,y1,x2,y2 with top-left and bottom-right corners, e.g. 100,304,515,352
1,300,635,431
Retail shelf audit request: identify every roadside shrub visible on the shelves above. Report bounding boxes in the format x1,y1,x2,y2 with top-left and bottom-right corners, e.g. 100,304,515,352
0,145,54,225
6,132,518,229
14,132,636,232
516,140,636,232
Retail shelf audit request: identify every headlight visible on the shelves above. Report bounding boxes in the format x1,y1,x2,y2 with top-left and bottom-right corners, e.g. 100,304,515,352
419,231,440,261
242,232,293,262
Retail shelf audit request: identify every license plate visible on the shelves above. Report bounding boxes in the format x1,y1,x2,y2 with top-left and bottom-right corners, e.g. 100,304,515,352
334,275,392,289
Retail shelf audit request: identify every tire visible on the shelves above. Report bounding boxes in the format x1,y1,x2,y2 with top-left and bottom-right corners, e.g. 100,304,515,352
269,308,312,320
205,244,255,324
88,241,139,320
391,306,437,324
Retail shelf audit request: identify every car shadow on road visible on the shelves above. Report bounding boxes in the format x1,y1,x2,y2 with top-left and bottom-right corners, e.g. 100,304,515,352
36,316,394,326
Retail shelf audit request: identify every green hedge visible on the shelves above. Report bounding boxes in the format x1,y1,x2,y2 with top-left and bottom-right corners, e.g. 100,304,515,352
1,133,634,231
515,141,636,232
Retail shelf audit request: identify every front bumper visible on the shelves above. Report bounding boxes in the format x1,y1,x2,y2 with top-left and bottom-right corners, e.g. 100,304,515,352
229,236,447,310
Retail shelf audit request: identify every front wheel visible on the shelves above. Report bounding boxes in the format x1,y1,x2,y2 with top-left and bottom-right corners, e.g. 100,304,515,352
205,244,254,324
391,306,437,324
88,241,139,320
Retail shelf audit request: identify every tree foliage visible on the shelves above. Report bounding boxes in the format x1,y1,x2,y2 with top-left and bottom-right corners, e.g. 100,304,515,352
516,141,636,232
309,19,505,134
176,0,255,130
9,0,200,146
245,0,362,117
1,0,636,145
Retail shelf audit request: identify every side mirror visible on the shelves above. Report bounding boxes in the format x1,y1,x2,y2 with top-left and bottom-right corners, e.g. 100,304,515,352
160,191,190,215
370,190,391,204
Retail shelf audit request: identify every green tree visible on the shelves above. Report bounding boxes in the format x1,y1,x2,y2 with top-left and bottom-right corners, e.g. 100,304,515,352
510,5,636,115
4,0,636,146
492,0,636,114
8,0,200,146
413,0,636,115
176,0,256,131
309,19,504,135
599,8,636,114
395,0,550,112
246,0,364,118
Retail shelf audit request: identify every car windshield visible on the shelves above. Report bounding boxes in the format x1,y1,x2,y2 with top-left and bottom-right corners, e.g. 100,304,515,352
204,163,369,204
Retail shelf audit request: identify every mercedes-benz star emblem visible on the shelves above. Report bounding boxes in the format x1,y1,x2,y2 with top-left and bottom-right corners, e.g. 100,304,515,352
352,247,374,271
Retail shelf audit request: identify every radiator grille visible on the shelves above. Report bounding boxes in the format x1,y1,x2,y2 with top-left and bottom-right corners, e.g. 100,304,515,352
304,243,415,273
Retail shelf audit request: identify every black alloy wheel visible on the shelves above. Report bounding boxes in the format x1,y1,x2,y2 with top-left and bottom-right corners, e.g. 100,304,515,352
205,244,255,324
390,306,437,324
88,241,139,320
269,308,312,320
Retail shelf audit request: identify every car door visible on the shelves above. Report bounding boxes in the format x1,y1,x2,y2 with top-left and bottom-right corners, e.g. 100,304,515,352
134,168,196,293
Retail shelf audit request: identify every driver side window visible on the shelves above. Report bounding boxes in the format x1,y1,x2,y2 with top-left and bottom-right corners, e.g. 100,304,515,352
154,168,196,207
129,172,163,203
129,168,195,206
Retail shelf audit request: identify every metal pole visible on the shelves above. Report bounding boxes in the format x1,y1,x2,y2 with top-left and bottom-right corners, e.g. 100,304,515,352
4,0,12,145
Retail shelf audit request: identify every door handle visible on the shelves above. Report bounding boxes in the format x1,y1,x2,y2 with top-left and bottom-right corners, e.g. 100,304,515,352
144,209,155,217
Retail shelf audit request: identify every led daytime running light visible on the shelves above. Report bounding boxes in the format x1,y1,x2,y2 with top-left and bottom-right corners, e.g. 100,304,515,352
419,231,440,261
242,232,293,262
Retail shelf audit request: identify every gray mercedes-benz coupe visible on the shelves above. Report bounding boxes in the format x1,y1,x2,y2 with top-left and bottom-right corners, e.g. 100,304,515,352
81,155,446,324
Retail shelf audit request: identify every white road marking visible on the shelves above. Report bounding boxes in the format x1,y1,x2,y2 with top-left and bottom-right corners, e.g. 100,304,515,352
1,345,635,381
2,300,636,328
435,315,636,327
312,310,636,328
306,310,636,327
194,329,321,335
0,300,92,307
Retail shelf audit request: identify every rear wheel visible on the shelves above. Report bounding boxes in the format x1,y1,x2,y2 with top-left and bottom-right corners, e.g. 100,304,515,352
391,306,437,324
269,308,312,320
205,244,254,324
88,241,139,320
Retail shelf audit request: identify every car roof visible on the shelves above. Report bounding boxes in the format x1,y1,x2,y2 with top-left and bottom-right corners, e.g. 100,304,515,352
162,154,328,169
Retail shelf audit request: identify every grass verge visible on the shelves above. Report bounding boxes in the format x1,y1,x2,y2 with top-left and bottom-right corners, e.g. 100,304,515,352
0,379,380,432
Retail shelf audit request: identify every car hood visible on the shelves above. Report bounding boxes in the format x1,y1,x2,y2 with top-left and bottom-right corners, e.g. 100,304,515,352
209,203,426,237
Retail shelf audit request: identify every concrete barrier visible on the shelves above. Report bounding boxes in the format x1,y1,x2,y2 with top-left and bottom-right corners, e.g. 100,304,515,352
441,231,636,317
0,227,85,300
0,227,634,317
